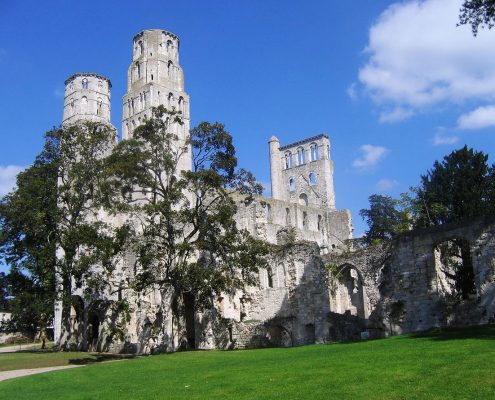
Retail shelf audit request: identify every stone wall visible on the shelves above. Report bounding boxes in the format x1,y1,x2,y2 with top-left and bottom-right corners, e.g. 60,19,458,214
326,216,495,335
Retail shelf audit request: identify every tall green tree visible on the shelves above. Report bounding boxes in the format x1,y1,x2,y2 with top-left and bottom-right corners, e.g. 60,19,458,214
359,194,411,244
414,146,495,227
0,133,59,336
459,0,495,35
107,106,268,314
54,121,129,346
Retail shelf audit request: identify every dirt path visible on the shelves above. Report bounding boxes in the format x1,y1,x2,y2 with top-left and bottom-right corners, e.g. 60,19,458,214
0,364,82,382
0,344,42,353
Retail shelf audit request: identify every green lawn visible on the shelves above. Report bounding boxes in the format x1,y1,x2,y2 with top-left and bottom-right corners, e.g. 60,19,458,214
0,325,494,400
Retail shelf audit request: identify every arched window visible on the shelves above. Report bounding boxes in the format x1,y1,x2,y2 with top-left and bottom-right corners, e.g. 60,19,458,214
151,74,154,81
178,97,184,112
136,62,141,78
96,97,102,115
309,172,316,185
302,211,308,229
285,152,293,169
299,193,308,206
97,80,103,90
297,147,306,165
317,215,323,232
167,40,173,51
285,208,291,225
132,120,136,129
81,96,88,113
138,40,143,55
125,123,129,137
131,98,135,113
265,203,272,221
289,178,296,191
168,92,173,108
70,98,75,111
267,268,274,288
82,78,88,89
310,143,319,161
168,60,173,77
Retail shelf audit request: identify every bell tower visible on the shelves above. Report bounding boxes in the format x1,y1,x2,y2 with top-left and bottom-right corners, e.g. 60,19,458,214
63,73,112,126
122,29,191,173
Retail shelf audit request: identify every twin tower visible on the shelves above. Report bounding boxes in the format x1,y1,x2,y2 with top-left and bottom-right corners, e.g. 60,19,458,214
62,29,191,173
61,29,336,210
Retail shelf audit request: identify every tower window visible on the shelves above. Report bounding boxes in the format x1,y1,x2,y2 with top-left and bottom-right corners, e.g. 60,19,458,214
285,152,293,169
151,74,154,80
317,215,323,232
178,97,184,113
310,143,319,161
299,193,308,207
285,208,291,225
96,97,102,115
309,172,316,185
267,268,274,288
297,147,306,165
168,92,173,108
70,98,75,110
138,40,143,55
168,60,173,76
289,178,296,191
81,96,88,113
167,40,173,51
302,211,308,229
136,62,141,78
98,80,103,90
82,78,88,89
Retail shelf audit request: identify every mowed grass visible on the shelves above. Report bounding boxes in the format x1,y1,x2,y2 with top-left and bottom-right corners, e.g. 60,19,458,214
1,325,494,400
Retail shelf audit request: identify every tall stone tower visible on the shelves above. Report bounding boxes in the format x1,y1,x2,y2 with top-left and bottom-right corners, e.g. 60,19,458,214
63,73,112,126
269,134,336,209
122,29,191,173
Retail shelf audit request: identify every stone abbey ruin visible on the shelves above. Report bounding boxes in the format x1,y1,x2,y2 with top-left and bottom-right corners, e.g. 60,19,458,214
55,29,495,353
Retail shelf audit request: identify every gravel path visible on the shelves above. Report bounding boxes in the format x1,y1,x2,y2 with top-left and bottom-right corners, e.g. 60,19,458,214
0,365,82,382
0,344,42,353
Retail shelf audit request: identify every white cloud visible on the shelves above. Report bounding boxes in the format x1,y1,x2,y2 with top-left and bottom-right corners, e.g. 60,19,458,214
457,105,495,130
347,83,358,100
432,131,459,145
376,178,398,191
358,0,495,121
0,165,25,197
379,107,414,123
352,145,388,169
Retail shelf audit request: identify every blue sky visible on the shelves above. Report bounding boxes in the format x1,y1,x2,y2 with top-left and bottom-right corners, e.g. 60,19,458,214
0,0,494,251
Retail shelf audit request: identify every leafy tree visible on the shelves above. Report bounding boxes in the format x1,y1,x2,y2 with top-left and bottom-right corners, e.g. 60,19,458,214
0,272,10,312
54,121,129,346
107,106,268,315
413,146,495,227
359,194,411,244
0,133,59,336
459,0,495,35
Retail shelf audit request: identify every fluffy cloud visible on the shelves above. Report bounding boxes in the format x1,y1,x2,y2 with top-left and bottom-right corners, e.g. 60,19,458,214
352,145,388,169
432,131,459,146
457,105,495,130
375,178,398,191
358,0,495,122
0,165,24,197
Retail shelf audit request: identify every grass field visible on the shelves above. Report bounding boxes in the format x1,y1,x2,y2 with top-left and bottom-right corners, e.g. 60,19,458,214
0,325,494,400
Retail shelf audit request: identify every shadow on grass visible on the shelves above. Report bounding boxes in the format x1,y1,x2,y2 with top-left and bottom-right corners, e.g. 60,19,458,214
408,324,495,341
68,354,137,365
